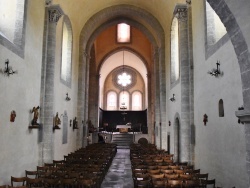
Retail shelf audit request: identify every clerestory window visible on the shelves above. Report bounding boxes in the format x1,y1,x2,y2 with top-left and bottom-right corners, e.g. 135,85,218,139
117,23,131,43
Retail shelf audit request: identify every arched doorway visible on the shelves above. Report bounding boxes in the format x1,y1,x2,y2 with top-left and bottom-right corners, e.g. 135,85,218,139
174,117,180,163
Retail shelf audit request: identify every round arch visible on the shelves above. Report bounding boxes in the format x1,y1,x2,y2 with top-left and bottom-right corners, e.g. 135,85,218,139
77,4,166,148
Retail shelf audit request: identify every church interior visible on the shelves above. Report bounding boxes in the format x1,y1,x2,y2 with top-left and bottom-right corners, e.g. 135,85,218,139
1,0,250,187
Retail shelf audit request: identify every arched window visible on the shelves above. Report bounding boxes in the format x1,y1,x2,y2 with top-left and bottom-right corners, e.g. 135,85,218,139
205,1,227,45
170,17,179,85
132,91,142,110
219,99,224,117
0,0,26,57
107,91,117,110
119,91,129,110
117,23,131,43
60,17,73,87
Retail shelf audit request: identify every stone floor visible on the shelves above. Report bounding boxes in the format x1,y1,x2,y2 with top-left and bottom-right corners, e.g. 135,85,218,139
101,149,134,188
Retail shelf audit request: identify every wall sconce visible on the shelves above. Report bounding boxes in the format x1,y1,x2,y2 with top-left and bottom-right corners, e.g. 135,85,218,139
0,59,17,76
65,93,71,101
169,121,171,126
169,94,175,102
208,61,223,77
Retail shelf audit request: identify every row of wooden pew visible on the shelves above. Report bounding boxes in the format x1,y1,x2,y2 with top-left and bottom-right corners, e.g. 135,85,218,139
130,143,216,188
0,143,117,188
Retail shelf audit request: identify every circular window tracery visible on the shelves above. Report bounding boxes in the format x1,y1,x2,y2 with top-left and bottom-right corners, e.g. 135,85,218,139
117,72,132,87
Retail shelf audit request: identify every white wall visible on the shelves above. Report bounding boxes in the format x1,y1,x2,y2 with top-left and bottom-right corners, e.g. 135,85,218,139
0,0,44,184
0,1,80,185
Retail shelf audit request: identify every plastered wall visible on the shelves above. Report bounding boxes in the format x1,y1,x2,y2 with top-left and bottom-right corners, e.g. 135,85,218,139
0,0,44,184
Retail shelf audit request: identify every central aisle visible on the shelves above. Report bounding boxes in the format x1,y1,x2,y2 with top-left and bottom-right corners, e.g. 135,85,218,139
101,149,134,188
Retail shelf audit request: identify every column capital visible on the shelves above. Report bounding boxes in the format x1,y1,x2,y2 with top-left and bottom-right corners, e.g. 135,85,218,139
173,4,188,22
45,0,53,7
235,110,250,124
48,5,64,23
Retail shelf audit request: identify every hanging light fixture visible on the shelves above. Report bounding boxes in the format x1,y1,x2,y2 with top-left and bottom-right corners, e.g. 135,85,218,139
119,51,128,110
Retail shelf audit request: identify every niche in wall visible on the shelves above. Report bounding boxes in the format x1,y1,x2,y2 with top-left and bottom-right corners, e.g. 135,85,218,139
218,99,224,117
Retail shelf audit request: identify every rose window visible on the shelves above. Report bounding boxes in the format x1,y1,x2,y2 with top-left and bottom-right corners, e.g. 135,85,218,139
117,72,131,87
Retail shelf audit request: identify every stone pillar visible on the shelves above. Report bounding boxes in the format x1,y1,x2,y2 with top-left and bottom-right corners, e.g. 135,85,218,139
76,51,90,148
147,73,154,143
187,2,195,165
42,5,63,163
153,47,161,147
174,4,191,163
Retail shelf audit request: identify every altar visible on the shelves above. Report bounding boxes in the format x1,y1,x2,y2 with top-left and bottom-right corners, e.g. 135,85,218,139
116,124,131,133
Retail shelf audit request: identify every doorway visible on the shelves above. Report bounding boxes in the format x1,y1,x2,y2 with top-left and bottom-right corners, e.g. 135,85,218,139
174,117,180,163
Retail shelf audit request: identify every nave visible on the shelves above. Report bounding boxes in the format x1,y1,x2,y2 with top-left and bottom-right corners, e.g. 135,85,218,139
1,143,218,188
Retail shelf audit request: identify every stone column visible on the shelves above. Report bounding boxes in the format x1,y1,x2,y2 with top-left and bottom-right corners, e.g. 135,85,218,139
236,110,250,186
42,5,63,163
174,4,191,163
147,73,154,143
153,47,161,147
76,51,90,148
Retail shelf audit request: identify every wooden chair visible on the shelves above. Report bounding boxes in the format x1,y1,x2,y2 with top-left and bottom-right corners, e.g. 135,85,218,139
25,170,38,178
150,173,165,181
165,174,179,180
65,172,81,179
200,179,216,188
192,169,200,174
158,166,169,170
77,179,94,188
26,177,43,187
147,165,158,170
161,169,174,174
166,179,183,188
169,166,180,170
37,171,52,179
44,163,54,167
11,176,26,187
133,169,148,175
60,178,76,187
43,178,59,188
148,169,161,174
196,173,208,181
152,180,166,188
134,173,151,181
135,179,152,188
183,180,200,188
53,160,64,167
179,174,194,180
174,169,185,175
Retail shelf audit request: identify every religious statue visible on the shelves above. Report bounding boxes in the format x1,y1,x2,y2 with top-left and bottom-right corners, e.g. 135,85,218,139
54,112,61,129
31,106,40,126
10,110,16,122
87,120,96,133
73,117,78,129
203,114,208,125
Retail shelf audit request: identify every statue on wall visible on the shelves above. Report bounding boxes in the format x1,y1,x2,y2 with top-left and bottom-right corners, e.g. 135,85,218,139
203,114,208,125
73,117,78,129
10,110,16,122
87,119,97,133
54,112,61,129
31,106,40,126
